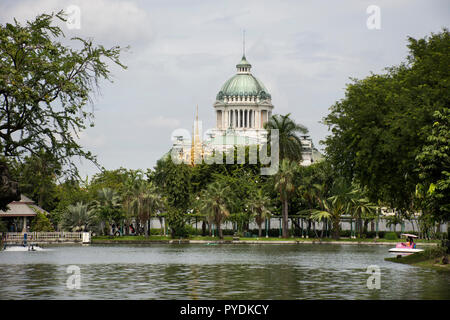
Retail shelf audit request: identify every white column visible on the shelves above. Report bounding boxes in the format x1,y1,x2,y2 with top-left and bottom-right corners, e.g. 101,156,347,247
238,109,240,128
257,110,260,129
245,109,250,128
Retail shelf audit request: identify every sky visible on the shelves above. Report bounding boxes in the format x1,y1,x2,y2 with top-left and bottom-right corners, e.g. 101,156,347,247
1,0,449,179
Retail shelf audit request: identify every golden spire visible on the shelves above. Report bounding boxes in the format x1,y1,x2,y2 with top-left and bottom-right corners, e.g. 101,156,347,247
191,105,203,166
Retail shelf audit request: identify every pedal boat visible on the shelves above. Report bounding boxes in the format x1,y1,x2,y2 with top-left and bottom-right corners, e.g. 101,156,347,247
388,234,423,254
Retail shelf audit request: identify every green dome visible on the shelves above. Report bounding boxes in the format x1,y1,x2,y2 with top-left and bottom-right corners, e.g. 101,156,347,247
216,56,271,101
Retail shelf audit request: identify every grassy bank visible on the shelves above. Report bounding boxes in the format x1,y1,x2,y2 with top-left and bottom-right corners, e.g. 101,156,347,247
91,235,440,244
385,247,450,272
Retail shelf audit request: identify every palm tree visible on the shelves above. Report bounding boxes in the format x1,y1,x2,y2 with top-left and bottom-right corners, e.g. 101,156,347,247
62,202,94,232
197,180,230,239
274,159,298,238
131,180,164,237
298,182,325,238
310,179,354,239
264,113,308,162
386,214,403,232
310,210,331,238
349,188,376,237
248,188,272,237
121,170,143,235
91,187,122,235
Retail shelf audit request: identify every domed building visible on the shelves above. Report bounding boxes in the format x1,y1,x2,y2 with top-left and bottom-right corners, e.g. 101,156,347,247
212,55,273,139
172,54,320,166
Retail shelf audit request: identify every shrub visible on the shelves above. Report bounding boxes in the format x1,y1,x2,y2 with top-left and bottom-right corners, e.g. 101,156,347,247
0,218,7,233
424,245,447,259
384,232,398,240
441,239,450,254
166,208,188,238
31,212,54,232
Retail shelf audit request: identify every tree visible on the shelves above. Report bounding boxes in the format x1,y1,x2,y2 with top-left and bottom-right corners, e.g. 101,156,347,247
30,210,54,232
90,188,122,235
0,12,126,179
247,188,272,237
0,158,19,210
131,180,164,236
323,29,449,220
197,180,231,239
264,113,308,162
121,170,144,235
153,154,192,212
273,159,298,238
349,187,376,237
11,150,60,210
62,202,93,232
51,178,91,230
295,160,335,237
311,179,355,239
416,108,450,222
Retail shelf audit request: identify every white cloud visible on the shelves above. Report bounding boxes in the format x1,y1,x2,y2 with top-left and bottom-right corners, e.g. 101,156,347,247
1,0,449,177
0,0,153,47
142,116,181,129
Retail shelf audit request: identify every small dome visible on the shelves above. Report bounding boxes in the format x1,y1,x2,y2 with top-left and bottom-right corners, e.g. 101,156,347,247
216,56,271,101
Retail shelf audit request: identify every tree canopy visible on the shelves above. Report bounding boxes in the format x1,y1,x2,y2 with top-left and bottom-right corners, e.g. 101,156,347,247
0,11,126,178
323,29,449,222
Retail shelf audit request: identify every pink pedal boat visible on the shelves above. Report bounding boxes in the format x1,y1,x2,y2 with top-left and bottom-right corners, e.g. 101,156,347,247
388,234,424,254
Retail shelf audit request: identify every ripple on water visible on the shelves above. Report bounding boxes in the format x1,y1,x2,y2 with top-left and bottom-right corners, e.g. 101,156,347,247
0,244,449,299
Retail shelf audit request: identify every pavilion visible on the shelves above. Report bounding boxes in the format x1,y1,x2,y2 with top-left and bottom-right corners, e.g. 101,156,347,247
0,195,47,232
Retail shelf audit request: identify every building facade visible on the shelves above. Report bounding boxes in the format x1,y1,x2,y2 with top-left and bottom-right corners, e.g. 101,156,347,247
173,55,320,166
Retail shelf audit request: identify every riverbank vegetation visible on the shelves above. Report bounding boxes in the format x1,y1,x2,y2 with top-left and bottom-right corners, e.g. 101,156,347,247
385,240,449,271
0,12,448,242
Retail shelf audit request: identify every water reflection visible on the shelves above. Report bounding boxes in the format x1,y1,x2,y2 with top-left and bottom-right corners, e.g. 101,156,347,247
0,244,449,299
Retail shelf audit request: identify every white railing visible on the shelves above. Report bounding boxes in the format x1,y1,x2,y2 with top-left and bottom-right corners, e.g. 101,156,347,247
1,232,90,243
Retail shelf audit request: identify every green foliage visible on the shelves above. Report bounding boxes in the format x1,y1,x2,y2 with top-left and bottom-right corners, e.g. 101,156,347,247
51,179,91,228
423,245,447,260
416,108,450,221
323,29,450,222
0,11,126,177
9,150,60,211
197,179,231,239
0,218,8,232
90,188,123,234
31,211,54,232
264,113,308,162
129,180,165,236
166,207,188,238
247,188,273,236
62,202,94,232
153,154,192,211
273,159,298,238
384,232,398,240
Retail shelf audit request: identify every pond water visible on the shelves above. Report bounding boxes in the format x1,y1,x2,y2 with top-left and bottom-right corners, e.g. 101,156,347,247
0,244,448,299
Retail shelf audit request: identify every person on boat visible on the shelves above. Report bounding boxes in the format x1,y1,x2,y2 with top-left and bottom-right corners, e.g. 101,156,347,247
409,237,416,248
405,236,416,248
